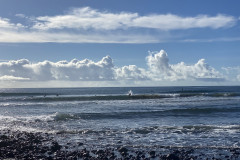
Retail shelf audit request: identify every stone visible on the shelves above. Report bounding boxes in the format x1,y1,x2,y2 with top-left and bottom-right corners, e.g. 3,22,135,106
50,142,62,152
118,147,128,153
166,153,180,160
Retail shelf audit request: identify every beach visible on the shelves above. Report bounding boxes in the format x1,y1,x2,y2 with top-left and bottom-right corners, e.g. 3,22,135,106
0,86,240,159
1,130,240,159
0,130,240,160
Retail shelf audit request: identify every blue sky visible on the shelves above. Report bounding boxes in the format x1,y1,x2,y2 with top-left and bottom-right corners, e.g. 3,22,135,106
0,0,240,87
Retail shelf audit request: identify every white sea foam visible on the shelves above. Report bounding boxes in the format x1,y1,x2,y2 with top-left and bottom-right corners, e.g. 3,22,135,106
0,113,56,123
1,87,240,148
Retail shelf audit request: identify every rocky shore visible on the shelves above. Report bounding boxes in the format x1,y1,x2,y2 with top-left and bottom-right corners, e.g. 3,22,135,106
0,130,240,160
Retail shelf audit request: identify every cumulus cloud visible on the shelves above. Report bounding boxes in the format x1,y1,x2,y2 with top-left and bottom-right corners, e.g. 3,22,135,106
146,50,224,81
172,58,223,81
32,7,236,31
0,50,225,83
0,59,33,80
115,65,149,80
0,18,13,29
146,50,173,78
0,56,115,81
0,17,24,30
222,66,240,81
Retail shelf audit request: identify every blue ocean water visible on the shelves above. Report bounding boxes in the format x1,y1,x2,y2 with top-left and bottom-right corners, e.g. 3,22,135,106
0,86,240,149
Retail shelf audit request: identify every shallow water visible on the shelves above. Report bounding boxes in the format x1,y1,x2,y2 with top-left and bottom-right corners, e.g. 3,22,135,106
1,86,240,149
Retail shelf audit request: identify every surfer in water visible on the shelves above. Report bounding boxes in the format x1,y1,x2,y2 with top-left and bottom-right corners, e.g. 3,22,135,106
128,90,133,96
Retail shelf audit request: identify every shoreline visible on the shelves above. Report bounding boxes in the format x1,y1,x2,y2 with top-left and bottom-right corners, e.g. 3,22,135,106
0,130,240,160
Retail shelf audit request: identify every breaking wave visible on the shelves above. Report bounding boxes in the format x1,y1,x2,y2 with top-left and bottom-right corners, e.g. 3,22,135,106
49,107,240,121
55,124,240,135
0,92,239,102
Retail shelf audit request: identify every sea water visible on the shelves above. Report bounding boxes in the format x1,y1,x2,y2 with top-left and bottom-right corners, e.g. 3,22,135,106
0,86,240,149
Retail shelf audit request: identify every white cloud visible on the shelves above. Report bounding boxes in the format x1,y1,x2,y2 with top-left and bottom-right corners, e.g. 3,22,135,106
115,65,149,80
0,59,33,80
222,66,240,81
0,7,238,43
132,14,235,30
0,75,30,81
0,17,24,30
0,30,159,43
33,7,138,30
172,59,224,81
146,50,224,81
0,18,13,29
0,56,115,81
222,66,240,72
182,37,240,43
0,12,160,44
15,14,26,18
32,7,236,31
146,50,173,77
237,75,240,81
0,50,225,84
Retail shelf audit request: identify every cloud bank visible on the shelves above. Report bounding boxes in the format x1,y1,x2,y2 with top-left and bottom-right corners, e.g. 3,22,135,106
0,56,115,81
0,50,225,84
33,7,235,31
0,7,238,43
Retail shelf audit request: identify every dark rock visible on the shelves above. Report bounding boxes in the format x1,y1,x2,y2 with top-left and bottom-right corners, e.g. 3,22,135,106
51,142,62,152
166,153,180,160
0,141,9,147
96,149,105,155
2,130,240,160
33,138,41,144
136,151,143,155
121,152,128,157
83,152,89,157
118,147,128,153
185,149,194,154
110,155,116,159
173,150,181,154
78,142,84,146
149,150,155,157
0,135,8,140
6,151,14,158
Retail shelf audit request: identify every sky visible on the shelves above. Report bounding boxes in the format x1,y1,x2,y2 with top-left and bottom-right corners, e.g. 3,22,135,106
0,0,240,87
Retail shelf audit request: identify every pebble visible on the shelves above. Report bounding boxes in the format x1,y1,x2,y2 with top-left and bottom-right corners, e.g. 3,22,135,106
0,130,240,159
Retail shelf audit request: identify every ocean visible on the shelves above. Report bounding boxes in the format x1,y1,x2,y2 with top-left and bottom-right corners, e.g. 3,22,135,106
1,86,240,152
